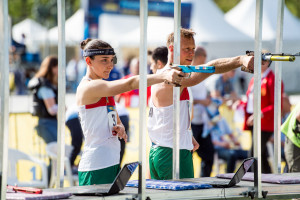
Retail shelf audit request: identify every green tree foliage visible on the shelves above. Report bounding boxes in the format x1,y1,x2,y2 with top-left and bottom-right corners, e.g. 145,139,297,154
213,0,241,13
8,0,300,28
286,0,300,18
9,0,80,28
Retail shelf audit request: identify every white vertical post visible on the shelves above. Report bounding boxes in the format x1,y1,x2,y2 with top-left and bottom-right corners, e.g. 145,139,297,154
274,0,284,174
139,0,147,199
173,0,181,180
254,0,263,198
0,0,9,198
56,0,66,188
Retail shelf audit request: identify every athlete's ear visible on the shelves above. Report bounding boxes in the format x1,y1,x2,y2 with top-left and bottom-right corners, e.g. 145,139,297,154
157,60,163,69
85,57,92,66
169,44,174,53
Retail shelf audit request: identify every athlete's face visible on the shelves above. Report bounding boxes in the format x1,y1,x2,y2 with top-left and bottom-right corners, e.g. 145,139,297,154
87,55,115,79
180,36,195,65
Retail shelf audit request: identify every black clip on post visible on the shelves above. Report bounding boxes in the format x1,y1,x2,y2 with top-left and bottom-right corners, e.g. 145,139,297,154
138,162,142,195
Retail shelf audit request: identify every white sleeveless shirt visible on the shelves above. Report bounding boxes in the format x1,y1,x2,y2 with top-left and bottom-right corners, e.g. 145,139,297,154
148,67,193,150
78,96,120,171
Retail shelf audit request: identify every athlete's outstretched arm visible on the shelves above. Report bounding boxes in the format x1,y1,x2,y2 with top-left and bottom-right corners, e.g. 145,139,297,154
180,55,254,88
77,69,184,105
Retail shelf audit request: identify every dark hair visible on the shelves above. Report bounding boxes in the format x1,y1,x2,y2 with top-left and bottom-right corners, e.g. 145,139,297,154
152,46,168,65
80,38,112,60
167,28,195,47
35,56,58,85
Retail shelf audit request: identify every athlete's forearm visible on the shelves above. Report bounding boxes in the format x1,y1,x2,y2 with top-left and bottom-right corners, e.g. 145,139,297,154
126,74,165,90
206,56,243,74
181,55,253,88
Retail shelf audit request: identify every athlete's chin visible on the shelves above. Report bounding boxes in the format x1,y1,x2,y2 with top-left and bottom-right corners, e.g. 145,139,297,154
103,72,110,79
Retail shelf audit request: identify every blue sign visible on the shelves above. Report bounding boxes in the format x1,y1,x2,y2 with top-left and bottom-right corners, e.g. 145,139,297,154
85,0,192,38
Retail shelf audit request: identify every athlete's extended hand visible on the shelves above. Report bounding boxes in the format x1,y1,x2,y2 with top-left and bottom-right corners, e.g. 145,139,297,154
241,55,254,73
113,124,127,142
192,136,199,152
163,68,185,86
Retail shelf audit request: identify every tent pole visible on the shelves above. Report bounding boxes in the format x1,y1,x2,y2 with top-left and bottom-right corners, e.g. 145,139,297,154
138,0,147,199
274,0,284,174
56,0,66,188
0,0,9,198
173,0,181,180
253,0,263,198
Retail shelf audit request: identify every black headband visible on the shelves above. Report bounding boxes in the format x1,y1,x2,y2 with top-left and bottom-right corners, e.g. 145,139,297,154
83,48,117,64
83,48,116,57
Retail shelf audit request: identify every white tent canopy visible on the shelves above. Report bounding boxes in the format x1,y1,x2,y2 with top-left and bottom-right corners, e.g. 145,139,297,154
12,18,48,53
115,16,172,47
48,8,84,45
187,0,252,42
225,0,300,41
98,14,139,47
98,14,173,47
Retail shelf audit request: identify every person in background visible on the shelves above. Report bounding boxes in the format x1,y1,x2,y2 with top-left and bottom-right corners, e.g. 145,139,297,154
211,69,239,108
65,104,84,174
243,49,284,173
28,56,58,182
210,116,248,173
190,46,214,177
149,46,168,74
281,102,300,172
28,56,58,144
66,56,86,93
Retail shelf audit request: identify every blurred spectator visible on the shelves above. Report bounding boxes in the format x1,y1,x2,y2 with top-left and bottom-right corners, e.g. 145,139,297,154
9,41,27,95
211,69,239,108
210,116,248,173
27,56,58,182
65,104,84,174
122,55,134,76
281,102,300,172
115,57,151,107
13,67,27,95
66,57,86,93
149,46,168,74
28,56,58,144
190,46,215,177
243,49,284,174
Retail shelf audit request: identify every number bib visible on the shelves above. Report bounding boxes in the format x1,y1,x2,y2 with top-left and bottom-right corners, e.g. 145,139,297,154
107,105,117,136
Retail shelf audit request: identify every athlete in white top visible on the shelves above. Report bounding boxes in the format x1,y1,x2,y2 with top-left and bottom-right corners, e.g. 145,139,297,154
148,28,254,180
76,38,185,185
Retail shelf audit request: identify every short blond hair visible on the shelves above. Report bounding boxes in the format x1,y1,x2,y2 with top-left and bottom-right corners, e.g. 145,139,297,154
166,28,196,47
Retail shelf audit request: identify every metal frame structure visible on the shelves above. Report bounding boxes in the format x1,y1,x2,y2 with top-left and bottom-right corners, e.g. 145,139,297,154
0,0,299,199
273,0,284,174
173,0,181,180
56,0,67,188
253,0,263,198
138,0,147,199
0,0,10,199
